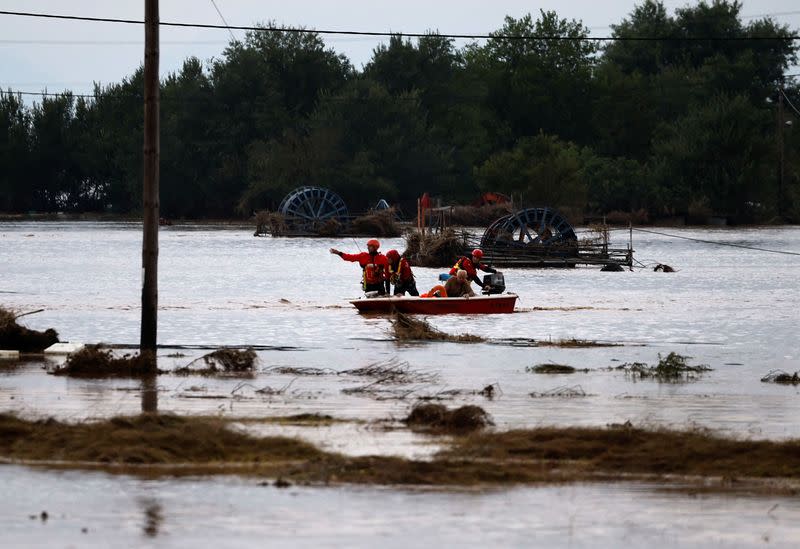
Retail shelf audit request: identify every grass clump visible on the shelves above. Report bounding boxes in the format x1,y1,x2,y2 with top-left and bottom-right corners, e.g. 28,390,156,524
536,338,619,348
621,352,711,382
761,370,800,385
50,347,158,378
392,312,483,343
404,403,492,433
350,210,400,237
526,364,581,374
0,306,59,353
174,348,258,376
403,228,468,268
0,413,322,465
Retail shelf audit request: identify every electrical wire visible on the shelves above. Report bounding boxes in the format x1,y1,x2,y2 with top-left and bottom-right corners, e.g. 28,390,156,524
781,88,800,117
0,10,798,41
631,227,800,256
208,0,237,44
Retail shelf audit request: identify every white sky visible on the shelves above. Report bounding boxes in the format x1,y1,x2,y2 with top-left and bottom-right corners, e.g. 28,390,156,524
1,0,799,96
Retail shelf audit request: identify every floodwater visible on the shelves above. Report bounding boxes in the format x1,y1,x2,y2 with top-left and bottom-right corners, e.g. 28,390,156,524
1,221,800,546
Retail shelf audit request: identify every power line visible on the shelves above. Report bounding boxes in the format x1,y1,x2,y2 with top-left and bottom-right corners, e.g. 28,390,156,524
632,227,800,256
208,0,237,44
0,10,798,42
781,88,800,117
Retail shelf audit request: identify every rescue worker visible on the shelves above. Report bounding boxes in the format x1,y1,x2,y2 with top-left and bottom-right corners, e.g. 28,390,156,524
385,249,419,296
330,239,388,295
444,269,476,298
449,248,497,291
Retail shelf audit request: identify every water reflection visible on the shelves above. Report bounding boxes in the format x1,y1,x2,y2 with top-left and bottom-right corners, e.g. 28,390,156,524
139,498,163,537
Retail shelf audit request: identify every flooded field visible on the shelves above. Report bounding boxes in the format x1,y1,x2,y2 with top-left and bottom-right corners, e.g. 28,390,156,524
1,221,799,546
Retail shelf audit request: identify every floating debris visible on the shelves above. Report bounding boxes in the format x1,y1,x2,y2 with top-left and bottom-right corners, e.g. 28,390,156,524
761,370,800,385
350,210,400,237
403,228,468,268
654,263,676,272
265,366,338,376
527,364,588,374
404,403,493,433
174,348,258,376
530,385,588,398
391,312,483,343
619,352,711,382
536,338,620,348
50,346,158,378
340,358,438,384
0,306,59,353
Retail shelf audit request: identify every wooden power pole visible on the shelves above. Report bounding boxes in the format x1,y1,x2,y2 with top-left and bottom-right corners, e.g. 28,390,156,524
778,89,785,219
141,0,160,355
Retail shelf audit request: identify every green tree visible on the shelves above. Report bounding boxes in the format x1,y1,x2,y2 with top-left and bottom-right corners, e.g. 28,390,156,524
465,12,597,147
648,93,773,221
475,133,587,215
0,91,31,211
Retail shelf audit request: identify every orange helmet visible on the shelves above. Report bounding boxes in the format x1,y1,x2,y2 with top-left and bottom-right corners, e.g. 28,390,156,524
471,248,484,260
366,239,380,249
386,249,400,261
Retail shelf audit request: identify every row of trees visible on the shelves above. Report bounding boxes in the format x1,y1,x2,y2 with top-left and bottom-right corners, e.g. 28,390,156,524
1,1,799,223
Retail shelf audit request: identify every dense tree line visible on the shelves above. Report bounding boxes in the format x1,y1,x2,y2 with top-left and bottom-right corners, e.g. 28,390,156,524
1,1,799,223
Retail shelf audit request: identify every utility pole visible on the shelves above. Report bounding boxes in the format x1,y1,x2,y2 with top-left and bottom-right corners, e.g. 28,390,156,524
778,89,784,219
141,0,159,412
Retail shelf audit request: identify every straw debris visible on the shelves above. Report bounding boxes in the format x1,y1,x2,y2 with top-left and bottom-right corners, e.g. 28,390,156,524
350,209,400,237
530,385,589,398
0,306,59,353
3,415,800,492
527,364,588,374
174,348,258,376
403,228,468,268
620,352,711,382
536,338,619,348
50,347,158,378
391,312,483,343
404,403,493,433
0,413,322,464
761,370,800,385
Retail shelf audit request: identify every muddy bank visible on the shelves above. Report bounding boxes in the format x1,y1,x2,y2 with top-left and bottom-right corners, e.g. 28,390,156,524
1,413,798,494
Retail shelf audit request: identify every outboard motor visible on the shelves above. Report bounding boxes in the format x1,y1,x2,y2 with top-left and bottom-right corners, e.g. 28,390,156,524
481,272,506,295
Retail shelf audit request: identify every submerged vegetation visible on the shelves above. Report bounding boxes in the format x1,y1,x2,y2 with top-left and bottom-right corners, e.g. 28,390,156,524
404,403,493,433
761,370,800,385
1,413,799,493
50,347,158,378
174,348,258,376
391,312,484,343
527,364,588,374
619,352,711,382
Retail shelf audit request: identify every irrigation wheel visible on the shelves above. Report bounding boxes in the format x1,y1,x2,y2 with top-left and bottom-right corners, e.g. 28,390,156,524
480,207,577,250
278,186,349,232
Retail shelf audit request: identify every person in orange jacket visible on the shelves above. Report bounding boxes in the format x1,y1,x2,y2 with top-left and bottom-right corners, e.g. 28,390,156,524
330,239,389,295
385,249,419,296
449,248,496,290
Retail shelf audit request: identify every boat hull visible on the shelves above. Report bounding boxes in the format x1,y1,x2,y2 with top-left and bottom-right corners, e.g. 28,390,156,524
350,294,518,315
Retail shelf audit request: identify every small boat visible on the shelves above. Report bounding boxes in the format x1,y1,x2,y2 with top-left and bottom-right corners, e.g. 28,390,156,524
350,293,518,315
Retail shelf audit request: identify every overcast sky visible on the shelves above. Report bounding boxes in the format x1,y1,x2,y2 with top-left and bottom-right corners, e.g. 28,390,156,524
1,0,799,97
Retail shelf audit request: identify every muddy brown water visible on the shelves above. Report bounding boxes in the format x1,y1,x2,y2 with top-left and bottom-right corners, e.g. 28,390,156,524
1,222,799,546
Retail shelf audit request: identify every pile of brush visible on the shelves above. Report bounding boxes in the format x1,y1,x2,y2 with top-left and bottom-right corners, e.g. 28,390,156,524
350,209,400,237
403,228,468,268
0,307,59,353
50,346,158,378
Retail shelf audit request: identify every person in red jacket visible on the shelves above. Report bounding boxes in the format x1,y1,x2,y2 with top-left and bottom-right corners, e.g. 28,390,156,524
385,249,419,296
449,248,497,290
330,239,389,295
